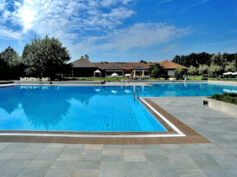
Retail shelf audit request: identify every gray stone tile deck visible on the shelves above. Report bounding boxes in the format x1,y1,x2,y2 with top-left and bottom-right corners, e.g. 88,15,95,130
0,97,237,177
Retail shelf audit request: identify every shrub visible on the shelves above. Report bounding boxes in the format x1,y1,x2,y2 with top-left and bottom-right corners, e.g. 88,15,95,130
211,93,237,105
174,68,186,80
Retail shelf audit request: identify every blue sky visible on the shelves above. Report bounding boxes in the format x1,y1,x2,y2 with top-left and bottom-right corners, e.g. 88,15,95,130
0,0,237,62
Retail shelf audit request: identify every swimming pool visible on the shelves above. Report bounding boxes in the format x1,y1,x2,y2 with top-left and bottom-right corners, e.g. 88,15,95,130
0,83,237,132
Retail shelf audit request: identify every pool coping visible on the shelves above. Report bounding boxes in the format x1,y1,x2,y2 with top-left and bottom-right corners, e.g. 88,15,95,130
0,97,210,144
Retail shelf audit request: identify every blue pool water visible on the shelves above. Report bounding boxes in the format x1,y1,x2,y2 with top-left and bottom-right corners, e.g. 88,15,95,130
0,83,237,132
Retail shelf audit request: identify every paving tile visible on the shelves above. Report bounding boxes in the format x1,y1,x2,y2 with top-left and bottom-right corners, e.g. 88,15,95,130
34,152,59,160
157,168,178,177
169,159,199,170
46,143,66,148
193,158,221,169
145,154,168,162
0,153,17,160
100,161,124,170
99,169,124,177
76,160,101,169
12,152,38,160
21,147,43,153
125,168,152,177
62,148,82,154
57,153,78,160
102,155,123,162
16,167,49,177
0,166,24,177
72,169,100,177
125,162,150,171
40,147,63,154
51,159,77,169
123,149,145,155
216,160,237,169
2,159,30,169
225,169,237,177
201,168,227,177
124,154,146,162
176,169,207,177
103,145,122,149
65,144,84,149
27,160,54,168
77,154,102,161
102,149,123,155
81,149,102,155
45,168,72,177
84,144,103,150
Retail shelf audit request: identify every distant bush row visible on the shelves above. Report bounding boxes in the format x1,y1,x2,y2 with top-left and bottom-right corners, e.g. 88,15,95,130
211,93,237,105
172,52,237,78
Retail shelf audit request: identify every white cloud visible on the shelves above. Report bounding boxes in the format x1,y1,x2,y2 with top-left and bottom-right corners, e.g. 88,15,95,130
70,23,190,57
0,0,191,60
101,0,133,7
0,0,6,11
0,26,22,40
0,0,135,41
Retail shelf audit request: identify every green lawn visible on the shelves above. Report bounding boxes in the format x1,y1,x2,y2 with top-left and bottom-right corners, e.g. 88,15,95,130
64,77,170,81
186,76,205,80
65,77,129,81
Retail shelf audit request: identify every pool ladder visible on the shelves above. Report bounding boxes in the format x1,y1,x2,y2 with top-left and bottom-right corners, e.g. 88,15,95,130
133,89,140,102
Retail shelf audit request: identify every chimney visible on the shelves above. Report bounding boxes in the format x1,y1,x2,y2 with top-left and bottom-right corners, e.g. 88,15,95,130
85,54,89,61
80,56,85,60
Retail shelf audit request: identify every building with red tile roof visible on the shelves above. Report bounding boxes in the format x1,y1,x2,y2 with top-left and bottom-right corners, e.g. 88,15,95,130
71,55,186,78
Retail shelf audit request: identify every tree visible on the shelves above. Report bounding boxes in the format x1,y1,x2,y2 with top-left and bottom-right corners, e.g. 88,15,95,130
172,52,212,67
210,53,226,66
174,68,186,80
209,64,222,77
148,63,166,78
225,61,236,72
198,65,209,75
0,46,24,80
22,36,71,79
187,65,198,75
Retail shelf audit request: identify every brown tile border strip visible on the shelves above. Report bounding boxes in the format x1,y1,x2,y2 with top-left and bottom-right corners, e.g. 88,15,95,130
0,98,210,144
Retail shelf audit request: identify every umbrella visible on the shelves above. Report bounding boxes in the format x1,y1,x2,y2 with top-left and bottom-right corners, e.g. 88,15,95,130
111,73,118,77
94,69,101,73
232,72,237,75
125,73,131,77
223,72,233,75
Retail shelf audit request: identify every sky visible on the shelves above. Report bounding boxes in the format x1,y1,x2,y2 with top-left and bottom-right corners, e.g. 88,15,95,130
0,0,237,62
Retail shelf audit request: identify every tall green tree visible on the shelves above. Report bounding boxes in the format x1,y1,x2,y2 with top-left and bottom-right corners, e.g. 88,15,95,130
225,61,236,72
208,64,222,77
198,65,209,75
148,63,166,78
187,65,198,75
210,53,226,66
0,46,24,80
174,68,186,80
22,36,71,79
172,52,212,67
